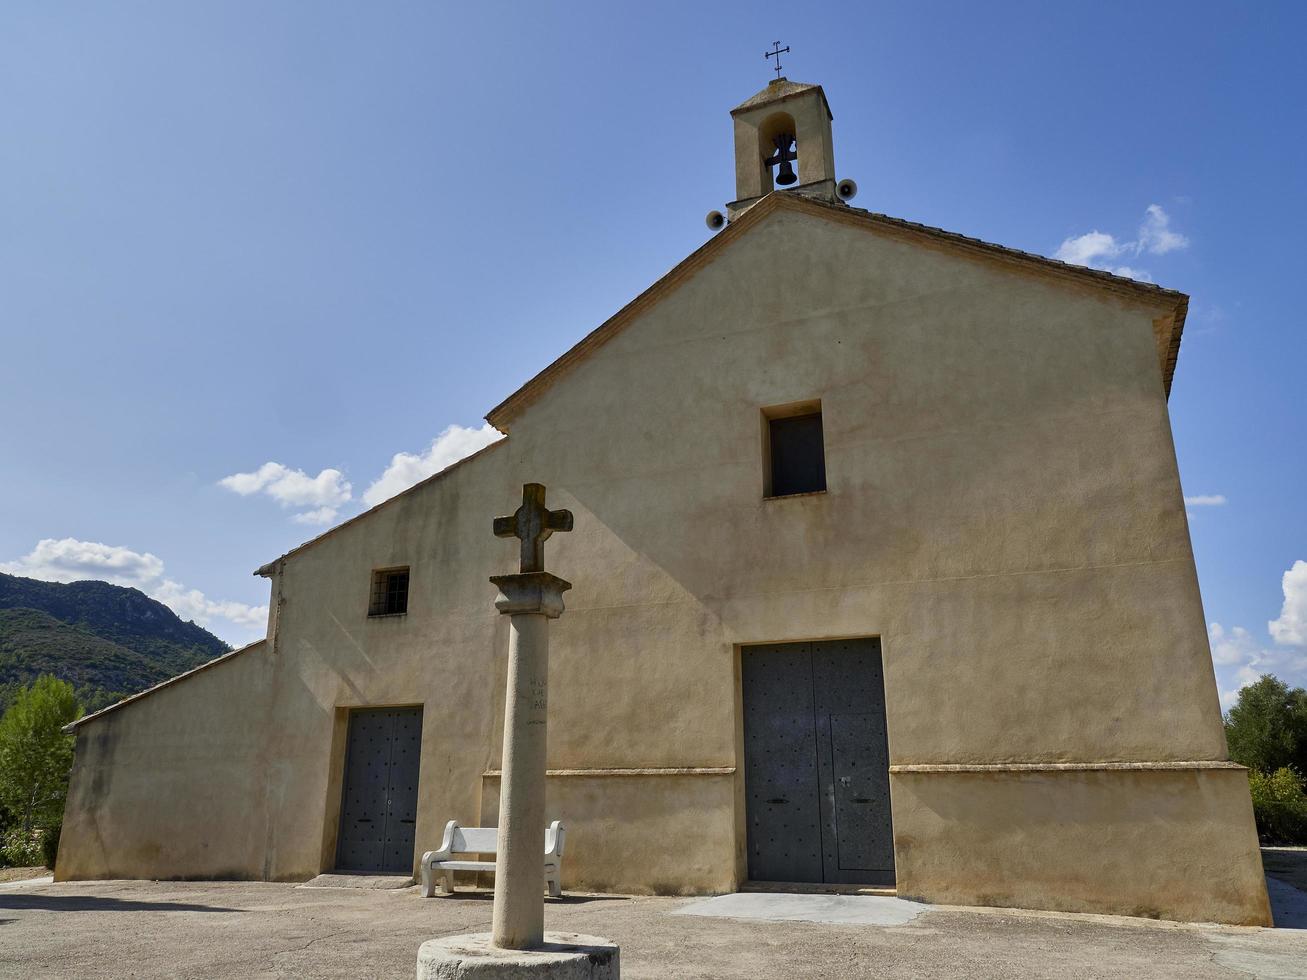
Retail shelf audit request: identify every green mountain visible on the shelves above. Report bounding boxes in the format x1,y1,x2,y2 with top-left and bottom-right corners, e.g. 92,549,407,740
0,573,231,715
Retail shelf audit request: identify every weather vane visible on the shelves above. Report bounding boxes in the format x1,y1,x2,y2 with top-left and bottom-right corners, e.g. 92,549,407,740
765,41,789,80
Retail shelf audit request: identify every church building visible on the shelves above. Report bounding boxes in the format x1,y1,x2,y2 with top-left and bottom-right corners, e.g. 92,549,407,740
58,77,1271,926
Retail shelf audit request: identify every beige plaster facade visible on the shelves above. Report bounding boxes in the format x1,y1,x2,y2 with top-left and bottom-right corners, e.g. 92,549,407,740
58,81,1270,926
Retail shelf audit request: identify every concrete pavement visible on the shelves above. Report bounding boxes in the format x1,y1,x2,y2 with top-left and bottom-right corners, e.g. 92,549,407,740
0,875,1304,979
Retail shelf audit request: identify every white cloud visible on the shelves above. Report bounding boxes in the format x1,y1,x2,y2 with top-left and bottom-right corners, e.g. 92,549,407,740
1184,494,1227,507
219,420,501,523
1269,559,1307,647
1138,204,1189,255
291,506,340,526
219,461,351,507
151,580,268,629
1054,204,1188,282
219,462,351,524
1210,567,1307,708
363,423,502,507
1,538,267,644
1055,230,1121,267
1209,622,1258,667
0,537,164,587
1209,622,1277,709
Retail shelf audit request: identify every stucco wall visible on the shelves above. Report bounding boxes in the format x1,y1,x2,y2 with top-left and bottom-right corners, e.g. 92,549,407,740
58,206,1268,923
891,766,1271,925
480,774,738,895
58,641,277,880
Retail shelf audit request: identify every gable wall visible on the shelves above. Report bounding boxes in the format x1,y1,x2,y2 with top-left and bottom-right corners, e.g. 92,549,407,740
59,208,1266,921
501,208,1222,767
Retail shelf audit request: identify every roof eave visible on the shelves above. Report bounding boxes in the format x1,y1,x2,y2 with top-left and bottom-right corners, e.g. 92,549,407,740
1162,294,1188,399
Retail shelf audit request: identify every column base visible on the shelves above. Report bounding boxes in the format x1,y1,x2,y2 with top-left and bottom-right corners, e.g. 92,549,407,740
417,933,619,979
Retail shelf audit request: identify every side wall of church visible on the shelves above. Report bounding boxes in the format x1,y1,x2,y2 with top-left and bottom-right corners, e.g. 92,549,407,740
58,207,1269,923
58,641,278,880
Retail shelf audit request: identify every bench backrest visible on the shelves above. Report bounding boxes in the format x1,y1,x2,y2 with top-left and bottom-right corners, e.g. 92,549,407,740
440,821,563,858
450,826,499,854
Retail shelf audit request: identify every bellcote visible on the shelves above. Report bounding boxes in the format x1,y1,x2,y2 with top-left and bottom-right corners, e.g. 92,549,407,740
725,79,841,221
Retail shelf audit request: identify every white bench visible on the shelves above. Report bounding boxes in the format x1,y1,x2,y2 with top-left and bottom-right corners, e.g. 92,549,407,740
420,820,565,898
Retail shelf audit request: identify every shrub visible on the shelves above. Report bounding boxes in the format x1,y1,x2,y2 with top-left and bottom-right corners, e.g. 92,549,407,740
41,823,60,869
0,827,43,867
1248,767,1307,845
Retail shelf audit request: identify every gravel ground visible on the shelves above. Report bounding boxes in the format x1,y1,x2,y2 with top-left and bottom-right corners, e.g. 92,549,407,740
0,866,48,883
0,875,1304,979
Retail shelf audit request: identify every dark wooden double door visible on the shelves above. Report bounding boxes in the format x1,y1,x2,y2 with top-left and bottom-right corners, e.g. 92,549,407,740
335,706,423,873
742,639,894,886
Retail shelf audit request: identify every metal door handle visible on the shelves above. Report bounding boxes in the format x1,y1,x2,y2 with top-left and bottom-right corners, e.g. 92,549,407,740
400,818,415,824
356,818,373,823
766,798,788,805
851,798,873,804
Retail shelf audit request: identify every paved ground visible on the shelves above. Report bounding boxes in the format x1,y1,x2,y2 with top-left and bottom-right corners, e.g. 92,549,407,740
0,866,45,884
1,874,1305,979
1265,848,1307,892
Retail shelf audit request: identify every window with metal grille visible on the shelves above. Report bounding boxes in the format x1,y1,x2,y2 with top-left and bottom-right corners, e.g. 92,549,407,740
368,567,409,617
765,407,827,497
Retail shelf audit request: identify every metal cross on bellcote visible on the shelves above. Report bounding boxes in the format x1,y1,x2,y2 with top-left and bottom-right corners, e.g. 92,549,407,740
493,483,574,574
765,41,789,79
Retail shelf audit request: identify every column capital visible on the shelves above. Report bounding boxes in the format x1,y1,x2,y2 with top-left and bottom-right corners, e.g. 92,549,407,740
489,572,572,619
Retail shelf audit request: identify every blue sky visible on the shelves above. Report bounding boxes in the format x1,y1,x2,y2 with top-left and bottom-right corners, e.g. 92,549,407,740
1,2,1303,706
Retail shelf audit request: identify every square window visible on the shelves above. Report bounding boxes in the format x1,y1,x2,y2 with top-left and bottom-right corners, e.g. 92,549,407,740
765,406,826,497
368,567,410,617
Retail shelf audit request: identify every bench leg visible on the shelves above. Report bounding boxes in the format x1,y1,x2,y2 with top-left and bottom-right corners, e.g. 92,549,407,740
420,861,455,897
547,872,562,899
420,862,435,899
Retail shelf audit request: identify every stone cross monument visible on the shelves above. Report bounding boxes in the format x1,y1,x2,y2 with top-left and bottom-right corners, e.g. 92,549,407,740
488,483,573,950
416,484,618,978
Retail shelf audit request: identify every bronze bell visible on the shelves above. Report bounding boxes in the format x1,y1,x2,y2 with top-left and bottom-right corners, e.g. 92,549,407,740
766,133,798,187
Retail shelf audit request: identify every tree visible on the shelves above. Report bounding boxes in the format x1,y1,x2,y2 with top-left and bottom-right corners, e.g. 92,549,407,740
0,675,82,832
1224,675,1307,774
1247,767,1307,844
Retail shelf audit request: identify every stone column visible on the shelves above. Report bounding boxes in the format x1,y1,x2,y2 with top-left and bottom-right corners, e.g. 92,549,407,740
489,572,569,950
417,483,618,978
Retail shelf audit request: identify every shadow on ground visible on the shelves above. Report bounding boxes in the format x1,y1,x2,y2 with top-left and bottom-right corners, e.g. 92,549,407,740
0,895,240,913
1262,848,1307,929
1266,878,1307,930
434,890,630,906
1263,847,1307,891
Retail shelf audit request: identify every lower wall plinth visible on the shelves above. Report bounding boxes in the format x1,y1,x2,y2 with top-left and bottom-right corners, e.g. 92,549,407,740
889,765,1271,926
480,771,737,896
